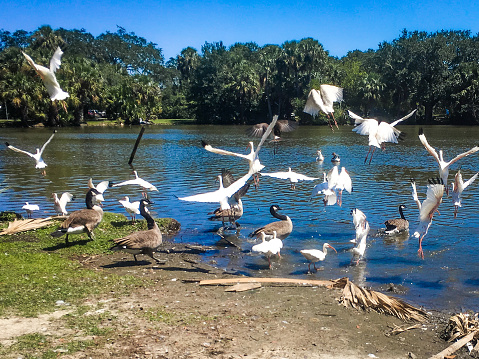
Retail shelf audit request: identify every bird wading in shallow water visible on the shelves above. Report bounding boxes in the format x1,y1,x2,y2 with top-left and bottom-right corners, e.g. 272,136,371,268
300,243,337,273
250,204,293,241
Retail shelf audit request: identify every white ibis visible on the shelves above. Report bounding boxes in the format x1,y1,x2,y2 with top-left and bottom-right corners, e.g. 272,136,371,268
303,84,343,130
22,202,39,218
300,243,337,273
251,231,283,269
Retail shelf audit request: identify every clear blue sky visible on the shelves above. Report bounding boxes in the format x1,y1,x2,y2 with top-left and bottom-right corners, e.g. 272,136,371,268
2,0,479,60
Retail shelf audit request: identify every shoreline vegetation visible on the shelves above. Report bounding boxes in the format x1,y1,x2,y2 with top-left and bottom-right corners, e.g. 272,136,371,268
0,212,477,358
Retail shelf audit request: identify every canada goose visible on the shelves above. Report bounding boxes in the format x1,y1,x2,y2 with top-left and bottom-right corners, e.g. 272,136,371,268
384,205,409,234
51,188,103,245
5,130,56,171
452,170,479,218
111,198,163,263
411,178,444,259
52,192,74,216
88,178,110,205
119,196,140,222
331,152,340,164
300,243,337,273
303,84,343,131
316,150,324,162
250,204,293,240
22,47,69,101
112,171,158,196
351,221,370,265
251,231,283,269
201,115,278,187
22,202,39,218
260,167,318,190
418,128,479,195
349,110,416,164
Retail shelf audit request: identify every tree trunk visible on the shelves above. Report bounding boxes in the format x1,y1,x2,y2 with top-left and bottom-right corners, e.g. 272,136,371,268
73,104,84,126
46,102,59,127
424,103,434,124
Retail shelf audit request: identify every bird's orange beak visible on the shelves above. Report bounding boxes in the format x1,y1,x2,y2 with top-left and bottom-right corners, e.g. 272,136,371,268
328,244,337,253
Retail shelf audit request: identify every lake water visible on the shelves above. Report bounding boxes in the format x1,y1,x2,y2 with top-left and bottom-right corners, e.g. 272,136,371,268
1,124,479,312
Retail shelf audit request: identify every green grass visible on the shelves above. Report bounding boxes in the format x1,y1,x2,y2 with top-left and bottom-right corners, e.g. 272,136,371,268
0,212,179,317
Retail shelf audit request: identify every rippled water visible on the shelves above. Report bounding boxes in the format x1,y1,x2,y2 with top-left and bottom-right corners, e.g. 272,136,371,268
1,124,479,311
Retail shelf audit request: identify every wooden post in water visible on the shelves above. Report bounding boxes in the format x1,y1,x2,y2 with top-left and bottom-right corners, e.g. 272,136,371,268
128,126,146,165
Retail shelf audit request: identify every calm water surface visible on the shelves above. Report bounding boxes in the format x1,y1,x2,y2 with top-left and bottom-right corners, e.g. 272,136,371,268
1,124,479,311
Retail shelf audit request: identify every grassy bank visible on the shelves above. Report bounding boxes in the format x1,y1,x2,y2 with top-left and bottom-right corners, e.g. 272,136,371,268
0,118,196,127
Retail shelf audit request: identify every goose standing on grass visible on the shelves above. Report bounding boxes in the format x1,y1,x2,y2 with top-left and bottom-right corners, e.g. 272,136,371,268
88,178,110,205
303,84,343,131
52,192,74,216
418,128,479,195
260,167,318,190
250,204,293,240
50,188,103,245
349,110,416,164
384,205,409,234
452,170,479,219
22,202,39,218
22,47,69,101
316,150,324,162
300,243,337,273
5,130,56,173
111,198,163,263
411,178,444,259
351,220,370,265
119,196,141,223
201,115,278,187
251,231,283,269
112,171,158,196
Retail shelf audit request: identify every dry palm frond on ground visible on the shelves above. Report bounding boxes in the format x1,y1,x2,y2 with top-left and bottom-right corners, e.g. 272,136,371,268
339,278,428,322
0,217,55,235
442,312,479,342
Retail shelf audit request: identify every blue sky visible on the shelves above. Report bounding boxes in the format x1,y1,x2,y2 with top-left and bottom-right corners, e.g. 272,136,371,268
2,0,479,60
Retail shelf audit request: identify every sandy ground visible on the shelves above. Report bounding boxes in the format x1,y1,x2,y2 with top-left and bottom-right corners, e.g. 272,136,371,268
3,241,470,359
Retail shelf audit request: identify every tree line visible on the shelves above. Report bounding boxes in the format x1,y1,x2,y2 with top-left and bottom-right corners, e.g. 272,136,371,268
1,26,478,126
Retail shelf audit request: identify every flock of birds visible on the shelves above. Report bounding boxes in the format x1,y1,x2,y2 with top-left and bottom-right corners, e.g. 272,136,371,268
4,46,479,271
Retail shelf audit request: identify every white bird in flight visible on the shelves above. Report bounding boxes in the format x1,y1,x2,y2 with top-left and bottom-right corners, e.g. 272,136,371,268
303,84,343,131
451,170,479,219
351,220,370,265
418,128,479,195
5,130,56,172
349,109,416,164
88,178,110,205
201,115,278,187
112,171,158,196
22,46,69,101
260,167,318,190
52,192,74,216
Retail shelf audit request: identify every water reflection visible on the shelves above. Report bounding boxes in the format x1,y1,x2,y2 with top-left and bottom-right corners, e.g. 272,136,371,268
1,125,479,311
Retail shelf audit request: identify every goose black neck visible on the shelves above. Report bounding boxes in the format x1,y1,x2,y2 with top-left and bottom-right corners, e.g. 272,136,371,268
139,200,155,229
270,206,287,220
399,206,406,220
85,189,98,209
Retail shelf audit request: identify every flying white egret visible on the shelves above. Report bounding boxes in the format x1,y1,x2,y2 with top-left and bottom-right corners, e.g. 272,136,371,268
5,130,56,172
303,84,343,130
52,192,74,216
349,109,416,164
201,115,278,187
418,128,479,195
22,47,69,101
260,167,318,189
451,170,479,218
411,178,444,259
300,243,337,273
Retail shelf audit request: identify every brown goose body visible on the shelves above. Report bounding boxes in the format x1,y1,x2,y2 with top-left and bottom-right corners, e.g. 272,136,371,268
111,199,162,263
251,205,293,240
51,188,103,244
384,204,409,234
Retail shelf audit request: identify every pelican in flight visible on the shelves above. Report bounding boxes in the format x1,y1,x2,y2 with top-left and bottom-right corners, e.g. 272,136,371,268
349,109,416,164
418,128,479,194
260,167,318,190
300,243,337,273
201,115,278,187
411,178,444,259
22,46,69,101
451,170,479,218
303,84,343,130
5,130,56,173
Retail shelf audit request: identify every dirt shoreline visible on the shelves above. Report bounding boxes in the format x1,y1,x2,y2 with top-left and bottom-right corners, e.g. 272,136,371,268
2,243,469,359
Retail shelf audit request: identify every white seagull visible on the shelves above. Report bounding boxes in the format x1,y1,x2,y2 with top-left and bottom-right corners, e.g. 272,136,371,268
451,170,478,219
112,171,158,196
5,130,56,171
351,220,370,265
349,109,416,164
303,84,343,130
52,192,74,216
316,150,325,162
22,202,40,219
201,115,278,187
22,46,69,101
411,178,444,259
88,178,110,205
300,243,337,273
119,196,141,223
418,128,479,195
260,167,318,189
